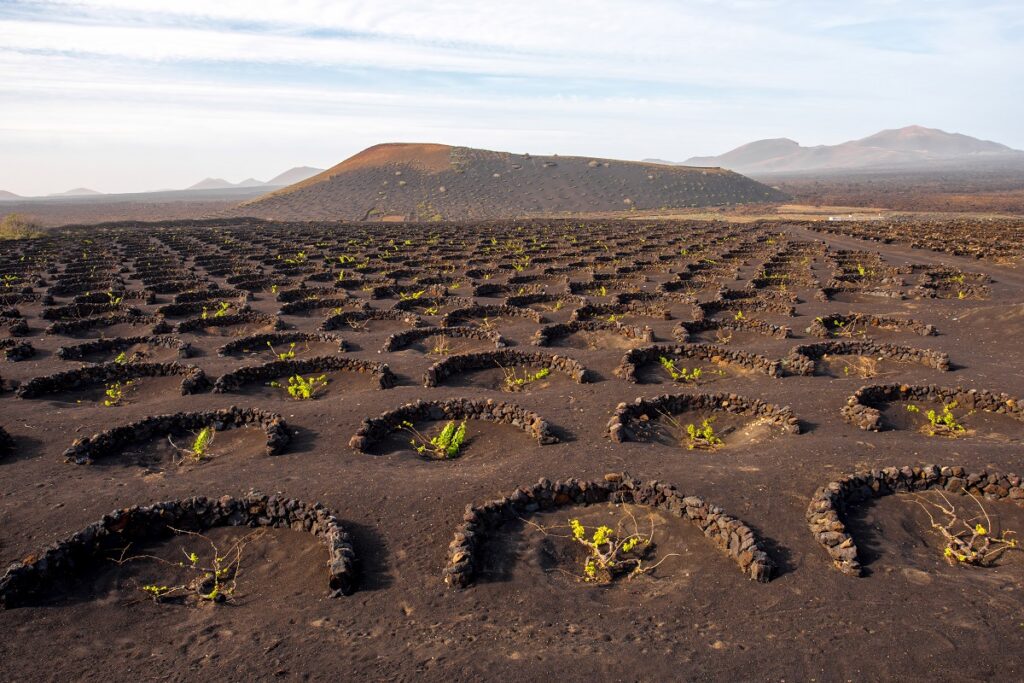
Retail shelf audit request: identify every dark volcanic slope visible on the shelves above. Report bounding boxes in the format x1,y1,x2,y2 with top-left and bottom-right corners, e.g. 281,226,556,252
237,143,787,220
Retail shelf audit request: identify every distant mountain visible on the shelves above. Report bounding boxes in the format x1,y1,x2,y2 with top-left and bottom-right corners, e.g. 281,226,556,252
187,178,236,190
681,138,804,171
0,190,21,200
662,126,1024,174
855,127,1012,157
186,167,324,192
48,187,103,197
236,142,786,221
265,166,324,186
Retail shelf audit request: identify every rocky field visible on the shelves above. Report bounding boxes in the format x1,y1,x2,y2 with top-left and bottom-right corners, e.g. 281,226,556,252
1,217,1023,680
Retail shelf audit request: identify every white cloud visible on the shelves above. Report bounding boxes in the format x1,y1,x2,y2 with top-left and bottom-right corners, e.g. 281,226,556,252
0,0,1021,194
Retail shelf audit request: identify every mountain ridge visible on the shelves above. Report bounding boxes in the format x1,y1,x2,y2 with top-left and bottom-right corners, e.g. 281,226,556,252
48,187,104,197
186,166,324,191
652,126,1024,174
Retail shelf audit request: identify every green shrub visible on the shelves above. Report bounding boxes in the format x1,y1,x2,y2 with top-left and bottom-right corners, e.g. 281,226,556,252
0,214,44,240
402,419,467,458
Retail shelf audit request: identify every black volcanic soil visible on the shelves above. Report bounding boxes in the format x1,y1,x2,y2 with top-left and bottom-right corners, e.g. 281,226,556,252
2,218,1024,681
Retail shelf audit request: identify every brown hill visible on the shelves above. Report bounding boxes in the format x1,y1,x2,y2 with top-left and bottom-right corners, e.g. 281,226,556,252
237,143,786,221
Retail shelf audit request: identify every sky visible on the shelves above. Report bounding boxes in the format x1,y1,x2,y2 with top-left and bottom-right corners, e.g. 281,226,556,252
1,0,1022,196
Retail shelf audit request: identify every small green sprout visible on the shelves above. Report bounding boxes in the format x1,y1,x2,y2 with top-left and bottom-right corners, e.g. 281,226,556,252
267,341,296,360
126,527,265,604
922,401,967,436
685,417,724,450
914,492,1020,567
501,365,550,391
201,302,231,319
561,516,663,583
141,584,172,599
402,419,467,459
168,426,216,463
427,335,453,355
190,427,214,459
102,380,132,407
658,356,702,383
269,374,328,400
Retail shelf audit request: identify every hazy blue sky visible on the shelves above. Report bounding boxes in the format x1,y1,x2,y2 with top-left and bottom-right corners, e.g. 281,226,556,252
1,0,1022,195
